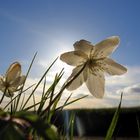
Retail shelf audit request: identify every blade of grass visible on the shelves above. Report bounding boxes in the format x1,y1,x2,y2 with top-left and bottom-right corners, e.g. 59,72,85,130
21,57,58,110
44,71,64,122
41,63,87,116
37,69,64,115
37,77,47,113
22,93,59,111
105,92,123,140
32,91,36,112
0,88,7,104
47,73,63,118
56,95,88,111
69,112,75,140
10,96,13,115
3,84,35,110
15,52,37,111
42,77,47,101
136,115,140,139
22,101,42,111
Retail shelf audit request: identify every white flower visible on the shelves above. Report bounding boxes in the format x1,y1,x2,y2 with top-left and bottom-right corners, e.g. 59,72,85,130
60,36,127,98
0,62,25,97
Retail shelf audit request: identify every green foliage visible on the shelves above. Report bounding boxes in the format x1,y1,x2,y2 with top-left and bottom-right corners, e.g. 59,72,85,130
105,93,123,140
0,54,87,140
0,54,133,140
136,115,140,140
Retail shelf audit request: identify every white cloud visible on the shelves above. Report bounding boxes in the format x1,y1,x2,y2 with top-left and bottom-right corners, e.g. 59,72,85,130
24,64,140,108
1,64,140,109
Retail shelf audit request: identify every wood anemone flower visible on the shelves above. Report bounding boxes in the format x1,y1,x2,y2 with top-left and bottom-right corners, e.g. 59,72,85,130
0,62,25,97
60,36,127,98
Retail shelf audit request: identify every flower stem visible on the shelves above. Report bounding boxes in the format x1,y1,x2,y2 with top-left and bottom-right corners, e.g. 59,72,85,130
0,88,7,104
41,63,87,116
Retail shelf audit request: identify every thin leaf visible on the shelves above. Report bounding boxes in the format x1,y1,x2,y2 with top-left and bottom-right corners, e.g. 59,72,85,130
21,57,58,110
56,95,88,111
105,92,123,140
69,112,75,140
41,63,87,116
0,88,7,104
32,92,36,112
136,115,140,139
4,84,35,110
38,69,63,116
15,52,37,111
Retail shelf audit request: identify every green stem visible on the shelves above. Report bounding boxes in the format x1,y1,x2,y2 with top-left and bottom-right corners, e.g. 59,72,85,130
41,63,87,116
0,88,7,104
15,52,37,111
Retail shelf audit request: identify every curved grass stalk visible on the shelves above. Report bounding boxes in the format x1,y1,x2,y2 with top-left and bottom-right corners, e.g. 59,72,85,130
21,57,58,110
105,92,123,140
15,52,37,111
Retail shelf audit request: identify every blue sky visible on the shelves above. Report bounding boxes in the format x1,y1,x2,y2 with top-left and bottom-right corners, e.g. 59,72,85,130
0,0,140,108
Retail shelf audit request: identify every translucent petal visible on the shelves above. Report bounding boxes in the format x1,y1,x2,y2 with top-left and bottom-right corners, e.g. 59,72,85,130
86,71,105,98
94,36,120,58
5,62,21,83
10,75,26,87
60,51,87,66
103,58,127,75
74,40,94,56
0,77,4,89
66,65,87,91
5,89,15,97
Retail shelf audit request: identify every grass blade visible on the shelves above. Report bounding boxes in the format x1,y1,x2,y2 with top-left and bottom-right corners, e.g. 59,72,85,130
105,92,123,140
56,95,88,111
3,84,35,110
15,52,37,111
41,63,87,116
21,57,58,110
69,112,75,140
136,115,140,139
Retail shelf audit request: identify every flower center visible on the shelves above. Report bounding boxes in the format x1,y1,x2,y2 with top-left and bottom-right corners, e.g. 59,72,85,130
87,58,98,67
87,57,106,76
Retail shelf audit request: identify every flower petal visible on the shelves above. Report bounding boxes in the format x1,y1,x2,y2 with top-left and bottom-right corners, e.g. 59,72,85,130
5,62,21,83
0,77,4,89
86,71,105,98
60,51,87,66
66,65,87,90
74,40,94,56
94,36,120,58
10,75,26,87
5,89,15,97
103,58,127,75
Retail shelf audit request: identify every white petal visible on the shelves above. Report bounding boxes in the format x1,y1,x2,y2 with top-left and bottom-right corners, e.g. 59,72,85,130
103,58,127,75
5,89,15,97
66,66,87,91
5,62,21,83
18,75,26,85
86,71,105,98
0,77,4,89
10,75,26,87
94,36,120,58
60,51,87,66
74,40,94,56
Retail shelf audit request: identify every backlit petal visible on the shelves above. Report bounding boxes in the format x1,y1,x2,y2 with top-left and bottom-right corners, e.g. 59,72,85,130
10,75,26,87
94,36,120,58
60,51,87,66
66,65,87,90
6,62,21,83
0,77,4,89
103,58,127,75
5,89,15,97
74,40,94,56
86,71,105,98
